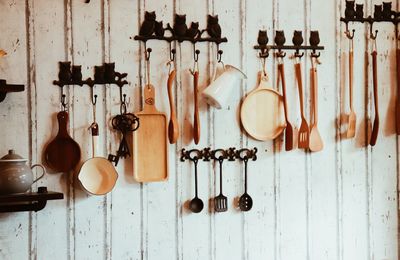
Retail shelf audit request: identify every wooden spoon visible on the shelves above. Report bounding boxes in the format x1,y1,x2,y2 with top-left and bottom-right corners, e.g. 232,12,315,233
278,63,293,151
370,51,379,146
193,71,200,144
347,47,356,138
44,111,81,172
309,62,323,152
396,49,400,135
167,69,179,144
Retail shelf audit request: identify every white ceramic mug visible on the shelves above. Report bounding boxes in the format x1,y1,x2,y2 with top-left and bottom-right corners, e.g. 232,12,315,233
202,64,247,109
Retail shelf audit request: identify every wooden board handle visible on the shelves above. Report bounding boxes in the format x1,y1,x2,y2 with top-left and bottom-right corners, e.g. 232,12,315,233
143,84,157,113
193,71,200,144
57,111,70,138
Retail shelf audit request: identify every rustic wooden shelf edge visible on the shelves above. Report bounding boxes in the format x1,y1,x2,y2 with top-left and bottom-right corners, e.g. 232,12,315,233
0,186,64,213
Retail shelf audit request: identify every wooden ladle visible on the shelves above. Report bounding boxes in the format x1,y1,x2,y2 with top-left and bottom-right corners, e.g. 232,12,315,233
44,111,81,172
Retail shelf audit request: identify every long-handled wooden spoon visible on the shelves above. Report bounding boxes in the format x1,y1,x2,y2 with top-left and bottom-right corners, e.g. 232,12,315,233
370,50,379,146
347,39,356,138
309,58,323,152
278,62,293,151
396,48,400,135
167,68,179,144
192,70,200,144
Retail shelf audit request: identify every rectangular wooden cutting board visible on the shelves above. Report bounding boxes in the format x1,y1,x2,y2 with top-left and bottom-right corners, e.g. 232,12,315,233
133,84,168,182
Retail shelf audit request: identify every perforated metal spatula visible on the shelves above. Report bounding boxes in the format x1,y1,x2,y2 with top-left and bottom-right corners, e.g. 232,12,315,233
214,158,227,212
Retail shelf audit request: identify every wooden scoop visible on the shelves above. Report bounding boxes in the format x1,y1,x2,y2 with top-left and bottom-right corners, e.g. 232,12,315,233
133,84,168,182
309,63,323,152
44,111,81,172
167,70,179,144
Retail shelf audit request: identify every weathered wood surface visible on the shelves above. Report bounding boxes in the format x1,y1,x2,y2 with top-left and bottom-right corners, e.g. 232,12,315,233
0,0,398,259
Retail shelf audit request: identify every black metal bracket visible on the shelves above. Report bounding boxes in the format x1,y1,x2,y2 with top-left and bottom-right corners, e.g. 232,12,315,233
340,1,400,40
181,147,257,163
254,30,324,59
0,79,25,103
53,62,128,88
0,187,63,213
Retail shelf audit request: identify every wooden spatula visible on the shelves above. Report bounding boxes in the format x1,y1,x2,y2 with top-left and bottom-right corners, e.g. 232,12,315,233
309,61,323,152
295,62,309,149
278,63,293,151
167,70,179,144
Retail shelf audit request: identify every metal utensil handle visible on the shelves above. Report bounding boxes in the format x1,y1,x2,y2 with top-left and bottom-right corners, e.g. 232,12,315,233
372,51,379,120
194,159,199,197
218,158,223,195
31,164,46,183
244,158,248,193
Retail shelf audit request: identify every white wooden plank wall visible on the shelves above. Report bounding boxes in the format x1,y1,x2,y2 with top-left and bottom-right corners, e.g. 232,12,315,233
0,0,398,259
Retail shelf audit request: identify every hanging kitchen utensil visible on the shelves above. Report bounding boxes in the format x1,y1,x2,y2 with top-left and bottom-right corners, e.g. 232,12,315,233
309,56,324,152
295,60,310,149
191,48,201,144
238,154,252,212
370,45,379,146
347,38,356,138
189,156,204,213
213,149,227,212
133,50,168,182
167,60,179,144
277,55,293,151
241,58,286,141
78,94,118,195
44,95,81,172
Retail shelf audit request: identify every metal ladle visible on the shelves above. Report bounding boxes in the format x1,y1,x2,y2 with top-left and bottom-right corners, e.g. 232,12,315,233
189,157,204,213
239,156,253,211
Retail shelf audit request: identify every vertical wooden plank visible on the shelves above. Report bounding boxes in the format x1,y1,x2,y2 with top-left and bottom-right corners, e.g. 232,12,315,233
69,0,107,259
138,1,178,259
339,0,370,259
276,0,308,259
308,0,340,260
108,0,142,259
242,0,276,259
369,0,398,259
175,0,212,259
211,1,243,260
0,1,30,259
33,0,70,259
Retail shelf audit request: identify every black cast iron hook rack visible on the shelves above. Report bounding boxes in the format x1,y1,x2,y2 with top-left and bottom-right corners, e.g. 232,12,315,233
0,79,25,103
133,12,228,63
181,147,257,163
254,30,324,59
340,1,400,40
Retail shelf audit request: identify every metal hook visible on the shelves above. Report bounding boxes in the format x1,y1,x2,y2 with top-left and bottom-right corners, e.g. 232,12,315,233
294,49,304,58
193,45,200,62
310,49,321,59
276,50,286,58
169,42,176,62
61,94,67,111
344,22,355,39
217,50,223,63
261,56,267,77
92,94,97,106
145,47,152,61
369,23,378,40
259,47,269,58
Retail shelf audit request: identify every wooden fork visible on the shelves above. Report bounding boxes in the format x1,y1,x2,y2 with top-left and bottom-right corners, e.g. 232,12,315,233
295,62,309,149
